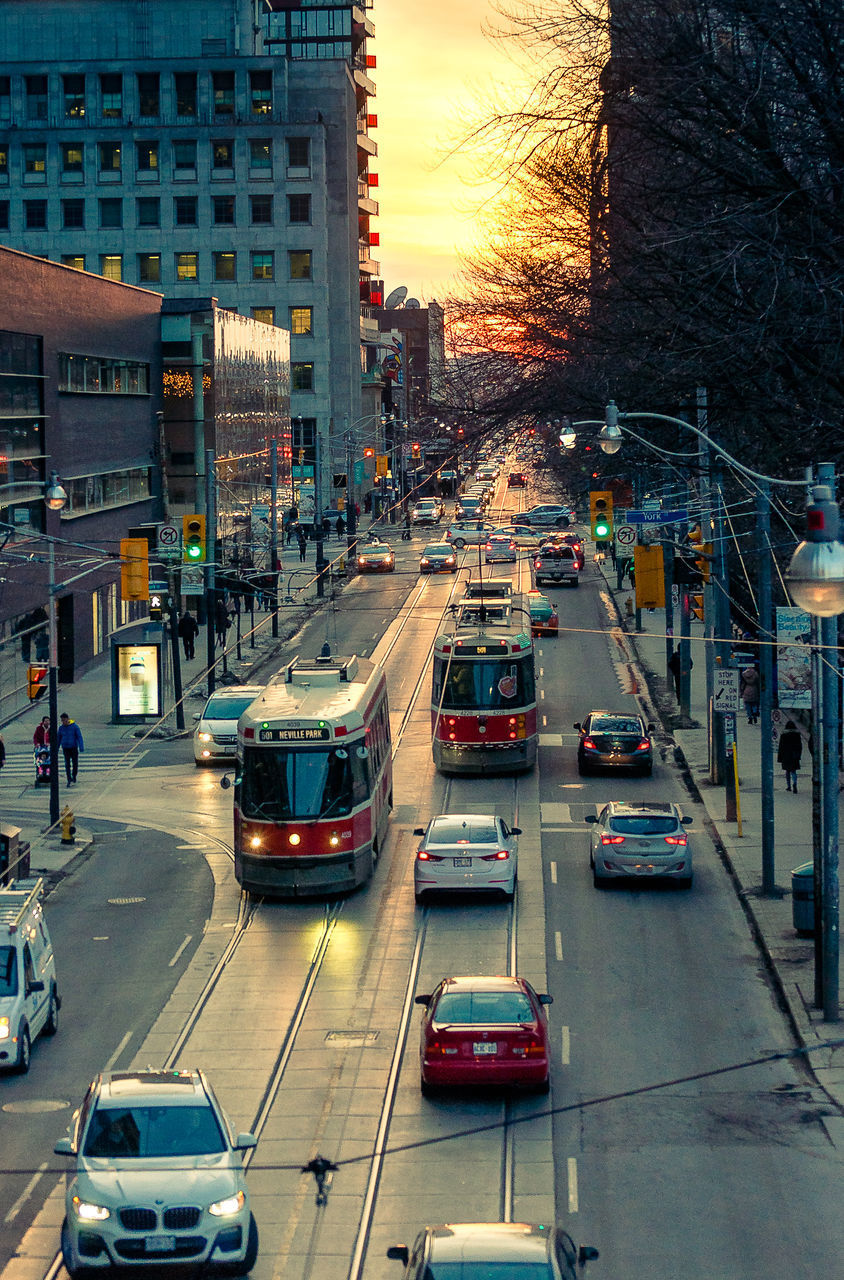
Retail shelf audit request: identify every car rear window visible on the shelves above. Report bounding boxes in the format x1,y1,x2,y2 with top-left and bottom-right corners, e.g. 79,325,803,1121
429,819,499,843
592,717,643,734
84,1104,226,1158
609,816,678,835
434,991,534,1024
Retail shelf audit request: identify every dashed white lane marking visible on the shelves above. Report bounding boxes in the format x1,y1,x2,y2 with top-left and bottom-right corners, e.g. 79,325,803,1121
542,715,547,727
568,1158,579,1213
554,931,563,961
540,688,545,699
4,1164,47,1223
104,1031,133,1071
539,667,544,677
169,935,192,967
550,861,557,884
562,1026,571,1066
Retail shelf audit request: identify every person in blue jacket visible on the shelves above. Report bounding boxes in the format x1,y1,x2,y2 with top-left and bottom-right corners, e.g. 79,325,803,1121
57,712,84,786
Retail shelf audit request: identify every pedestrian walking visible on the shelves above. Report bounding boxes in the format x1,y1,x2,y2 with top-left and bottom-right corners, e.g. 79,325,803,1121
0,733,5,775
336,515,345,538
667,648,682,703
177,610,199,660
402,510,412,541
57,712,83,786
777,720,803,792
297,528,307,563
33,715,50,749
739,665,760,724
214,597,231,648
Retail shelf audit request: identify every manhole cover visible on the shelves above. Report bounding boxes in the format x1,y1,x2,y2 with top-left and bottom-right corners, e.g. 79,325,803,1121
107,897,146,905
3,1099,70,1114
325,1030,379,1046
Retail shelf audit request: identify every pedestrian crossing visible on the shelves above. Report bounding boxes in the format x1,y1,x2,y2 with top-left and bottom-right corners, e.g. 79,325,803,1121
1,750,148,782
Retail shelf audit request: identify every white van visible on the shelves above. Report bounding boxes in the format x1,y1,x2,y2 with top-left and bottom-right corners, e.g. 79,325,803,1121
0,878,60,1073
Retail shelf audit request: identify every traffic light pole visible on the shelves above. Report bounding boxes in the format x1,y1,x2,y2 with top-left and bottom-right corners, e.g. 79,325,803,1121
270,438,279,638
48,539,60,826
205,449,216,696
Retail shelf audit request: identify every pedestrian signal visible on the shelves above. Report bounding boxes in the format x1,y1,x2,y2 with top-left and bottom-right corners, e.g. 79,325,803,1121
182,514,206,563
691,591,704,621
120,537,150,601
589,491,613,540
27,663,48,700
149,592,164,622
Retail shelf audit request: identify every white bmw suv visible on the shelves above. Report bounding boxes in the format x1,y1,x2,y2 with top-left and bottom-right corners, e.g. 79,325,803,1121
55,1069,258,1277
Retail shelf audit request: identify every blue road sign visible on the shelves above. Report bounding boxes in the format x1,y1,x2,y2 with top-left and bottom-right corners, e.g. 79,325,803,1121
626,509,688,524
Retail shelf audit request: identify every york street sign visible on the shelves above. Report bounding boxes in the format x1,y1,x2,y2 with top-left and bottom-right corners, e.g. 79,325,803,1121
627,509,689,525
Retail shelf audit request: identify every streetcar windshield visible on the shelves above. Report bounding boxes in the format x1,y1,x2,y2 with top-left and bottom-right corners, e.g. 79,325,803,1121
433,656,535,711
240,745,369,820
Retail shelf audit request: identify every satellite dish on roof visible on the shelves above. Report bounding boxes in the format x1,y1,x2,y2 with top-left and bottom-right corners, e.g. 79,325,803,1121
405,297,421,309
384,285,408,309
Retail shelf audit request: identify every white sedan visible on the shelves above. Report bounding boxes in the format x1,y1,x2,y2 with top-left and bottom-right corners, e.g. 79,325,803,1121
491,523,545,548
413,813,520,902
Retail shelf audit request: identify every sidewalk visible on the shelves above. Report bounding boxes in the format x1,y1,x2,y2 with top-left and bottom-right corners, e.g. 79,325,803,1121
598,559,844,1127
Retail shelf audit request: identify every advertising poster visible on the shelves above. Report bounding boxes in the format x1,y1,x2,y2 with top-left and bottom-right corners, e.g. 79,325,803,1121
117,644,160,718
776,606,812,709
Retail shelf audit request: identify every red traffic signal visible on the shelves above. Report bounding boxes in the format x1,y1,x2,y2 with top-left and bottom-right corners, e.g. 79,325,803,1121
28,663,48,700
363,447,375,459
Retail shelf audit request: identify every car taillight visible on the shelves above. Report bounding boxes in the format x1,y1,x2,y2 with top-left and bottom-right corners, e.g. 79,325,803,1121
583,736,597,750
601,834,626,845
417,850,445,861
513,1037,545,1056
480,850,510,861
664,834,687,846
426,1038,457,1057
635,739,651,751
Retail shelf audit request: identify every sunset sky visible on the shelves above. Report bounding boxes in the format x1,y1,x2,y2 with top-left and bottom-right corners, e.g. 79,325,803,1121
373,0,527,305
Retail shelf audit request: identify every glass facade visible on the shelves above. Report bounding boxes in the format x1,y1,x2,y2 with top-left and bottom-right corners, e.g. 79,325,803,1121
0,329,46,531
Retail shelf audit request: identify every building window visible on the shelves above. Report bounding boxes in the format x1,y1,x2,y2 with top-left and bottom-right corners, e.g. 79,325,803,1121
62,467,152,516
136,196,160,227
63,73,85,118
137,72,159,118
98,141,121,173
173,138,197,173
138,253,160,283
0,77,10,124
100,254,123,281
99,197,122,228
249,138,272,172
213,194,235,225
212,138,234,171
286,136,310,171
292,363,314,392
58,354,150,396
61,143,84,174
174,72,197,117
251,307,275,326
288,193,311,224
174,196,197,226
213,251,236,281
25,75,48,121
213,71,235,116
175,252,198,281
0,142,6,177
62,198,85,228
250,194,273,224
61,255,85,270
250,70,272,115
289,250,312,280
24,200,47,230
0,201,8,230
136,141,158,172
100,73,123,119
251,251,274,281
290,306,313,336
23,143,47,175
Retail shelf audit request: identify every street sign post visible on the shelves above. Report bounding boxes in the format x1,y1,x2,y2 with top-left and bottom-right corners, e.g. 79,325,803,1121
714,668,740,713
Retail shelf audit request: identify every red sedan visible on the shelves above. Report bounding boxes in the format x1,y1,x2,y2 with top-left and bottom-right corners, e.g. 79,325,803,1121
414,975,552,1095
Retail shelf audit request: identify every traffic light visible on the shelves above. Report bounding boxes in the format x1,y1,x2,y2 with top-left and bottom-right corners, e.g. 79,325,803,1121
182,514,206,563
411,442,421,457
589,491,613,540
120,537,150,601
691,592,704,621
149,591,164,622
688,524,712,583
27,663,48,700
363,447,375,459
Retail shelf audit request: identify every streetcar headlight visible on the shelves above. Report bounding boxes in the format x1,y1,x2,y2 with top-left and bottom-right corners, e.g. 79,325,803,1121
72,1197,110,1222
209,1190,245,1218
329,834,340,847
288,833,301,846
250,836,262,849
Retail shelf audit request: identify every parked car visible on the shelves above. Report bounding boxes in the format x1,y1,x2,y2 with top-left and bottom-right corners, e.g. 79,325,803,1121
507,471,528,488
574,709,655,775
387,1223,598,1280
357,541,396,572
0,877,59,1074
485,534,517,563
527,591,559,637
586,800,693,888
444,520,496,548
419,542,458,574
55,1068,259,1278
533,544,579,588
413,812,520,901
415,975,553,1093
194,685,265,765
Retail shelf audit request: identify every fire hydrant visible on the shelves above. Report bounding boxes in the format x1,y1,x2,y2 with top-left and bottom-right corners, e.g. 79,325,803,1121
60,806,76,845
625,596,634,618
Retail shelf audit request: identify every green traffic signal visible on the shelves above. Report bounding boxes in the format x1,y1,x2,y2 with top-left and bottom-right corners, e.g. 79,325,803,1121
594,520,610,538
186,542,202,559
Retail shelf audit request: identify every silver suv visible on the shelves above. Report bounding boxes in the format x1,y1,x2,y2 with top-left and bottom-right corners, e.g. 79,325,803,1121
55,1069,258,1277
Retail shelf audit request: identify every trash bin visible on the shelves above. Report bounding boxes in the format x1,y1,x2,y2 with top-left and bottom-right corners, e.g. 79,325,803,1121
791,862,815,936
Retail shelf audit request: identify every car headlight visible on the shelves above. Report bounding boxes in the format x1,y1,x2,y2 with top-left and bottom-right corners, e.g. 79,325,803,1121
0,1017,9,1041
209,1190,245,1217
420,559,430,566
72,1196,111,1222
198,732,213,742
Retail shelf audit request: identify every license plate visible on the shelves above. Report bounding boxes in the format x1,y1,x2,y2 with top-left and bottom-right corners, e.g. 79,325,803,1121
145,1237,175,1254
453,857,472,867
473,1041,497,1054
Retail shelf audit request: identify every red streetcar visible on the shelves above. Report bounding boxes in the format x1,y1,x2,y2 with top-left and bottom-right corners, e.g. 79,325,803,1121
431,596,537,774
232,654,392,896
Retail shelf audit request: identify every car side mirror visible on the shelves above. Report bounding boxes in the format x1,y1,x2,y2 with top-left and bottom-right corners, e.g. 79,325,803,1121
54,1137,75,1156
193,712,201,722
579,1245,600,1264
220,774,232,790
584,814,598,824
413,827,425,836
511,827,522,836
235,1132,258,1150
413,994,431,1006
682,815,693,825
387,1246,409,1264
647,723,655,732
573,722,582,730
539,993,553,1005
28,980,44,995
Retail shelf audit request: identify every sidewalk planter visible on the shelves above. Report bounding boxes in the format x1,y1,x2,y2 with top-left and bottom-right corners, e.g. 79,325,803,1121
791,862,815,936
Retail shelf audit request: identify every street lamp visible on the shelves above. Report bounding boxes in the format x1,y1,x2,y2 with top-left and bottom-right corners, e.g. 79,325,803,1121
786,486,844,617
44,471,68,826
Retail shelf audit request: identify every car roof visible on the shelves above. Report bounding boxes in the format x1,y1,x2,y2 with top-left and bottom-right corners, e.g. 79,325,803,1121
439,975,528,992
606,801,677,816
96,1069,207,1106
587,709,643,719
423,542,451,551
429,813,500,828
427,1223,551,1263
205,685,265,705
363,542,391,551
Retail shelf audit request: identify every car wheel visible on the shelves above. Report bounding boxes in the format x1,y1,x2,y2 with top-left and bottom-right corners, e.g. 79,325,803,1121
44,987,59,1036
556,518,566,526
453,538,465,548
571,578,579,588
420,1077,437,1099
534,1075,551,1095
677,875,694,890
592,871,607,889
577,756,589,776
641,763,653,777
15,1025,31,1074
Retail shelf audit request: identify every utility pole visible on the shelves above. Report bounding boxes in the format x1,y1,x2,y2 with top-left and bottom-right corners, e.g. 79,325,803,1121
345,426,357,564
757,482,775,893
205,449,216,696
270,436,279,638
816,462,839,1021
314,431,326,598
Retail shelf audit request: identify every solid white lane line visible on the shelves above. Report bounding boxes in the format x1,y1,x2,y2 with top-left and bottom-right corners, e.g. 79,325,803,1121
554,931,563,961
4,1164,47,1223
105,1031,133,1071
169,935,192,967
550,861,558,884
561,1025,571,1066
567,1157,579,1213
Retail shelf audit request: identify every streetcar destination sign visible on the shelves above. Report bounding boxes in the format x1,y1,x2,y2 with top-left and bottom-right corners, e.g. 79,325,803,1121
259,726,331,741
